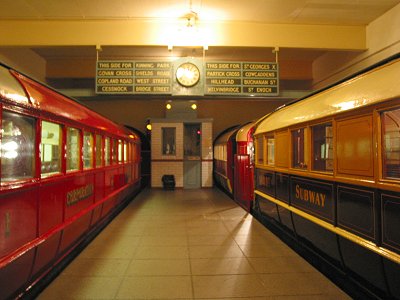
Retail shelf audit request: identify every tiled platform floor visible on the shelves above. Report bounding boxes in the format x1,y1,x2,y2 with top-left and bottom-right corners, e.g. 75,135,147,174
38,188,350,300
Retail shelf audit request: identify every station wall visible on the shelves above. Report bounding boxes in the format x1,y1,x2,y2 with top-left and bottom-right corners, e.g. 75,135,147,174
81,98,285,140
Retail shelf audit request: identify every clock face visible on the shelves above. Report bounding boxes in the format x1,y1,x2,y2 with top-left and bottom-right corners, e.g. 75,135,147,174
176,62,200,87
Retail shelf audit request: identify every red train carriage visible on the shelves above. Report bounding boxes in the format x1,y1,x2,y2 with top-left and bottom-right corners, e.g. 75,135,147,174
253,56,400,299
0,64,141,299
214,122,255,211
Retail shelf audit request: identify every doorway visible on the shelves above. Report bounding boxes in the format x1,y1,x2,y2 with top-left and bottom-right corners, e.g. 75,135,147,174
183,123,201,189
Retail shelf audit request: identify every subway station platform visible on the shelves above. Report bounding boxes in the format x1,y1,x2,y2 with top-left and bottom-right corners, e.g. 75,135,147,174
37,188,350,299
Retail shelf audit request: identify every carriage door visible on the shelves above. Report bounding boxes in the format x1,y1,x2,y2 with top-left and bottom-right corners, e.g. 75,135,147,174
184,123,201,189
234,154,252,212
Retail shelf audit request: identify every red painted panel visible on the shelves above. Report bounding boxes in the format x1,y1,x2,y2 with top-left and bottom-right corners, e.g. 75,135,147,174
59,213,92,253
31,231,61,275
234,154,254,212
0,248,35,300
90,205,103,226
39,181,65,235
236,141,248,155
125,165,132,183
101,194,117,218
0,187,38,258
64,174,95,219
95,171,105,202
105,168,117,196
226,139,235,192
131,164,136,182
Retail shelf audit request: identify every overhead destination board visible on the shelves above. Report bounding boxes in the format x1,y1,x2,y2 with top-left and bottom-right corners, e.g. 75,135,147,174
204,62,279,96
205,62,242,95
96,61,135,94
96,61,172,94
134,62,172,94
242,62,279,95
95,60,279,96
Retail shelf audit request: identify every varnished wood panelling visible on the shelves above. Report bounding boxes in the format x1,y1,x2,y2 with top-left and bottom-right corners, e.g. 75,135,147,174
336,115,374,178
275,130,289,168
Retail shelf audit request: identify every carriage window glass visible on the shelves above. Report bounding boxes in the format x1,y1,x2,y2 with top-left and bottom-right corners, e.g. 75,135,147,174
41,121,61,176
223,145,227,161
95,134,103,167
292,128,307,169
382,109,400,179
131,143,135,162
123,141,127,162
126,142,130,162
83,132,93,169
66,127,80,172
1,111,35,182
104,137,110,166
162,127,176,155
256,135,264,164
118,139,123,163
312,123,333,172
111,139,117,164
266,136,275,166
130,143,134,161
215,145,220,160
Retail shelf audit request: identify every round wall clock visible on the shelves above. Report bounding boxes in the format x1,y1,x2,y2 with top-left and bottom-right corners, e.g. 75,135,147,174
176,62,200,87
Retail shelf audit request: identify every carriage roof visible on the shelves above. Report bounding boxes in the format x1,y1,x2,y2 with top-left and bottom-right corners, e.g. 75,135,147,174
255,58,400,135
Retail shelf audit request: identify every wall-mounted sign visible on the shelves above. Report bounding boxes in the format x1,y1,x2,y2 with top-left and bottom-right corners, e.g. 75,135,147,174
96,61,135,94
134,62,172,94
96,61,171,94
96,60,279,96
204,62,279,96
242,63,279,96
204,62,242,95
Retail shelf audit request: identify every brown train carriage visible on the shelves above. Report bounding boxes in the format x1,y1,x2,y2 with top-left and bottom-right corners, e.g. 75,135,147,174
253,56,400,299
0,64,141,299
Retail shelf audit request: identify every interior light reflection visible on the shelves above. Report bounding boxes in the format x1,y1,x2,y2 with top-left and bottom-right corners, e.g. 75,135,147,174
1,141,19,159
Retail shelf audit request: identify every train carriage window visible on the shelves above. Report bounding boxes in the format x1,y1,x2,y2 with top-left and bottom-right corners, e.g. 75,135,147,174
95,134,103,167
382,108,400,179
256,135,264,164
134,143,138,162
312,123,333,172
104,137,110,166
83,132,93,169
1,111,35,182
292,128,308,169
111,139,117,164
118,139,123,163
130,142,134,162
66,127,80,172
223,145,227,161
266,136,275,166
123,141,127,162
41,121,61,176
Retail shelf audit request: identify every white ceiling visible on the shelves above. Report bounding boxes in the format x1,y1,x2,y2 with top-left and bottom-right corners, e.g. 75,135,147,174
0,0,398,25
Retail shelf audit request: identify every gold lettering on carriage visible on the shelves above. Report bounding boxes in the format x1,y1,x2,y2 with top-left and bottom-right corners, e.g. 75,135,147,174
295,185,326,207
5,212,11,238
67,184,94,207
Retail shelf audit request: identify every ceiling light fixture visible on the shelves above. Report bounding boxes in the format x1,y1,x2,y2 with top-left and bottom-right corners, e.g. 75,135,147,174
167,0,207,50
